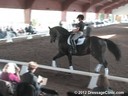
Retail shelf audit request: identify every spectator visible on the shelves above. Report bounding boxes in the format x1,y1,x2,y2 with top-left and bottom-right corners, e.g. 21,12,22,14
21,61,42,96
91,74,115,96
1,62,20,83
25,22,35,34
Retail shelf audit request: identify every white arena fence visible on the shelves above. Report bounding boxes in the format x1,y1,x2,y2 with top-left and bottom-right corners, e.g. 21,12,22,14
0,31,49,43
0,59,128,89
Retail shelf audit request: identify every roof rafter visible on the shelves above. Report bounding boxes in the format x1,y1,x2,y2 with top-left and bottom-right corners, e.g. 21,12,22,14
105,0,128,13
82,0,102,12
82,2,91,12
82,0,112,12
17,0,35,9
95,0,120,13
61,0,77,11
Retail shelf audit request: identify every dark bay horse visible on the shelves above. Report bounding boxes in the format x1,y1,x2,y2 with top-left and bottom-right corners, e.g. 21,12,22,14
48,26,121,75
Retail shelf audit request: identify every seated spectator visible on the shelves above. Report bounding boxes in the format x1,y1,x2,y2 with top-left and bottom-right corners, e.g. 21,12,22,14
91,74,115,96
1,62,20,83
25,22,35,34
21,61,42,96
17,28,25,34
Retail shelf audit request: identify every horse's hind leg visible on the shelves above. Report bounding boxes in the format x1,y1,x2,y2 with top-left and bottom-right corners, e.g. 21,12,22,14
93,39,109,75
103,60,109,75
98,60,109,75
91,45,109,75
52,52,65,67
94,55,109,75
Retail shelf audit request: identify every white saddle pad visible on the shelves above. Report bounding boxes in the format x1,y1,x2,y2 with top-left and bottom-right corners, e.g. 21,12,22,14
67,35,85,45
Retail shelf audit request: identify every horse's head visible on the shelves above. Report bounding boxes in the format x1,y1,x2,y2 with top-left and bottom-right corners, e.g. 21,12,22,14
48,26,59,43
48,26,70,43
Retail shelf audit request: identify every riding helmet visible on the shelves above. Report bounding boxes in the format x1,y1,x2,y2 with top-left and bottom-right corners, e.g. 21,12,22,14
77,14,84,20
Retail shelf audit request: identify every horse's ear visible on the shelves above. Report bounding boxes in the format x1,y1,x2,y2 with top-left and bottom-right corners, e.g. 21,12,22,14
48,26,51,30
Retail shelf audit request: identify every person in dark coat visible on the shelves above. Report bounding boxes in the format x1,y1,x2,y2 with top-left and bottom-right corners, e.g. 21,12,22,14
21,61,42,96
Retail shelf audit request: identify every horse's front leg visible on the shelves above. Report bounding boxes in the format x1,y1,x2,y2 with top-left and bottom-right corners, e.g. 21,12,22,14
52,52,65,67
67,54,73,70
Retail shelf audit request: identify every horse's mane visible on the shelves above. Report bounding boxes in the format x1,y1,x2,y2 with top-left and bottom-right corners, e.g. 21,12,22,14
52,26,70,36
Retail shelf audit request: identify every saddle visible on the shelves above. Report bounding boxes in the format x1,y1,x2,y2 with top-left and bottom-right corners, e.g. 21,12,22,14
67,35,86,45
67,34,86,54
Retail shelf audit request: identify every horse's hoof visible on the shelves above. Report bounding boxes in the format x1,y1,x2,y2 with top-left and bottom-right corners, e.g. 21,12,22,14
69,66,74,70
52,61,57,67
105,68,109,76
52,64,57,67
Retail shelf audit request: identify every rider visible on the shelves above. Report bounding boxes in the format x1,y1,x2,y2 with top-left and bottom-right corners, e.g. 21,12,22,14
70,14,85,54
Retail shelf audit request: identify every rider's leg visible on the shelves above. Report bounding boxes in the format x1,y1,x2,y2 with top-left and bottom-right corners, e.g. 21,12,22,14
71,40,77,51
70,34,76,54
71,37,77,54
73,32,83,40
71,32,83,53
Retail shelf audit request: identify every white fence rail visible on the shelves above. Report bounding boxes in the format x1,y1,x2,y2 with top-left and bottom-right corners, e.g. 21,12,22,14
0,32,49,43
0,59,128,83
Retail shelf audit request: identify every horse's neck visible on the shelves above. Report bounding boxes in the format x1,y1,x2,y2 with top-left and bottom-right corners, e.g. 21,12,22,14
55,27,70,43
57,29,70,36
58,35,69,43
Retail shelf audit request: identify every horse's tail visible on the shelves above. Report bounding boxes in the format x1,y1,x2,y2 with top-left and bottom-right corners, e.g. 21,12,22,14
105,39,121,61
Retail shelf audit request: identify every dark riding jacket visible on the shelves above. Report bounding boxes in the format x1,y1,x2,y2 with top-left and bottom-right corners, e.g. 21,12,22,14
21,71,40,90
76,21,85,31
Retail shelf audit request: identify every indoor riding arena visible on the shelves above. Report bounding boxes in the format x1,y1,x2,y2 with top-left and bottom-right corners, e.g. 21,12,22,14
0,23,128,96
0,0,128,96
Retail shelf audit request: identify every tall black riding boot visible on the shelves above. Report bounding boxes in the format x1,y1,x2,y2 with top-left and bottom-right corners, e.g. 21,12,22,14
71,40,77,54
